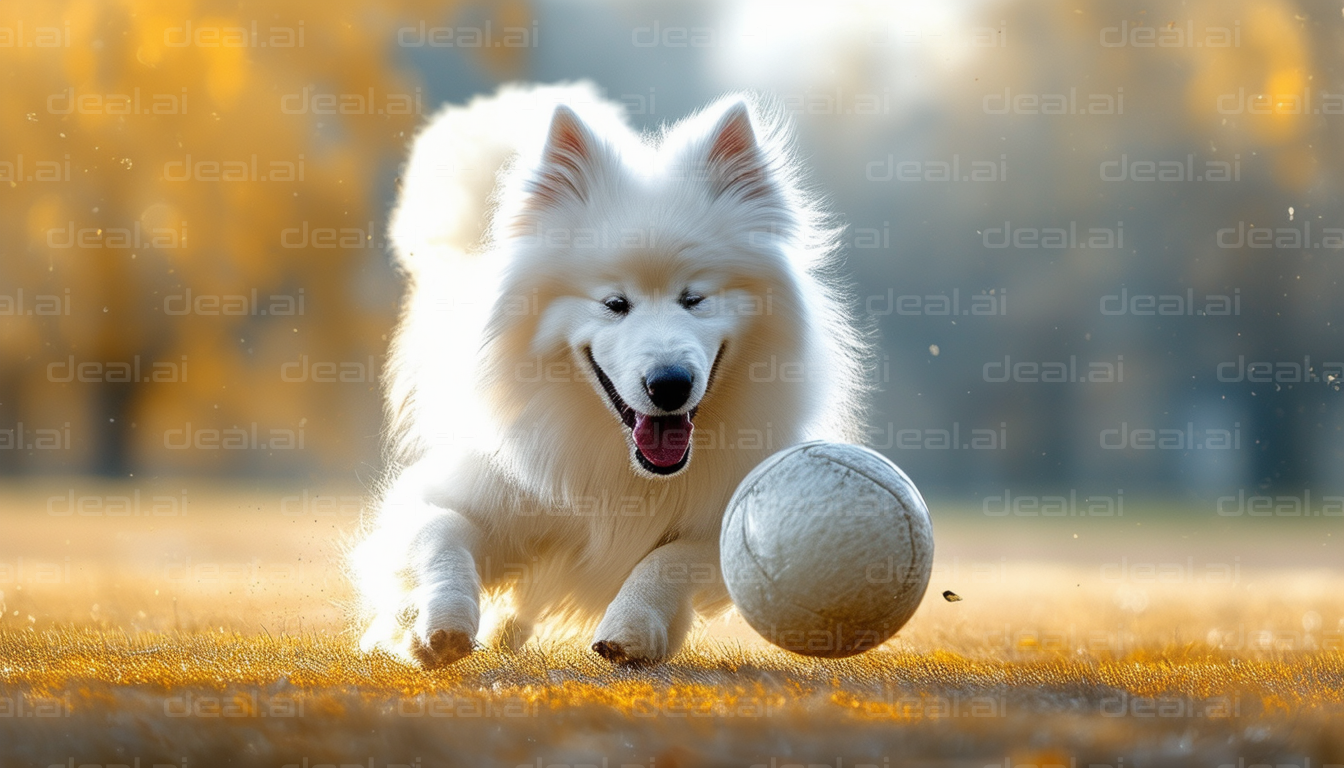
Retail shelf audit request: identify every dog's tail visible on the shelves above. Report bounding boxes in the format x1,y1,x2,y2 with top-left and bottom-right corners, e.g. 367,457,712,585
388,81,610,273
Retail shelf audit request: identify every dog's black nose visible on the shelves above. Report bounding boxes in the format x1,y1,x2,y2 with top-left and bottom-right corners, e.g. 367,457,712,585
645,366,693,412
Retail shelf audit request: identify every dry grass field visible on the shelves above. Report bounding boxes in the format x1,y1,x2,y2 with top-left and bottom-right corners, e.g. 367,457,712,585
1,481,1342,767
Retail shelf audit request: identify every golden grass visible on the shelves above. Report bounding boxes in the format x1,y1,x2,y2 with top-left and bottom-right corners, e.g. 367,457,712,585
2,483,1343,766
5,628,1344,709
3,629,1343,767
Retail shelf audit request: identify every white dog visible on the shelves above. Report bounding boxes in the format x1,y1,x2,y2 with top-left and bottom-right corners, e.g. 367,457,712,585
350,82,869,667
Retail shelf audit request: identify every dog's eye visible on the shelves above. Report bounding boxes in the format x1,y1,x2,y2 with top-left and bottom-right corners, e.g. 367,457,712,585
680,293,705,310
603,296,630,315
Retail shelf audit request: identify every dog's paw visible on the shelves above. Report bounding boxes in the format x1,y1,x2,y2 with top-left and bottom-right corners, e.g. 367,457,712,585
396,582,479,669
591,607,669,666
409,628,475,668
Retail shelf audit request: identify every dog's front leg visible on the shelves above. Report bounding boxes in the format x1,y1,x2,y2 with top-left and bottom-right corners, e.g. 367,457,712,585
396,508,482,667
592,539,722,665
356,463,483,668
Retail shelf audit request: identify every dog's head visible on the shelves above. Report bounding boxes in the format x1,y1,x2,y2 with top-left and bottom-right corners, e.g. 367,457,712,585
487,96,815,480
579,286,727,477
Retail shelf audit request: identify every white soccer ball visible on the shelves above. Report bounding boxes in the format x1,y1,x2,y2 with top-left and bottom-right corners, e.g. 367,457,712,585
720,441,934,657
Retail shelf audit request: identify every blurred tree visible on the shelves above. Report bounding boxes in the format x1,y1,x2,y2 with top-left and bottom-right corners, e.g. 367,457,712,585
0,0,530,477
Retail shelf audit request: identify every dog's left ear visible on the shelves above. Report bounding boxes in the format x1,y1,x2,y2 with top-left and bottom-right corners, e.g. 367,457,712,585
705,101,777,203
525,104,599,214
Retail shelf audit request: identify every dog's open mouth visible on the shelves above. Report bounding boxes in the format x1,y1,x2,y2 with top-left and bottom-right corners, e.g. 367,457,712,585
585,349,703,475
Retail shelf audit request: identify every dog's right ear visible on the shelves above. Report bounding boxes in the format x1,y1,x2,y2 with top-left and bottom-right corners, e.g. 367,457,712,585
524,105,597,214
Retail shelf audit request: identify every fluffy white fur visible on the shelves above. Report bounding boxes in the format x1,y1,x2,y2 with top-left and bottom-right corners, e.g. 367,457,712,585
350,82,870,667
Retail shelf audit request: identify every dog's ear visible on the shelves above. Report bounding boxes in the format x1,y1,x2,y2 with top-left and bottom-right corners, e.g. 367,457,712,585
525,104,597,213
705,100,776,202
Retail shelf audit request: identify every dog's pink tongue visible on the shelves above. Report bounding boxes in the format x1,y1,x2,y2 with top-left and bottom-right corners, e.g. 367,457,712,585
632,414,693,467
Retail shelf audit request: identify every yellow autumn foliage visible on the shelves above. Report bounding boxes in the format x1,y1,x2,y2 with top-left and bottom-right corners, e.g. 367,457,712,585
0,0,530,476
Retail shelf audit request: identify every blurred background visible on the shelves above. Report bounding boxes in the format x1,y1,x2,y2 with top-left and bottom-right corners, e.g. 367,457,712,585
2,0,1342,504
